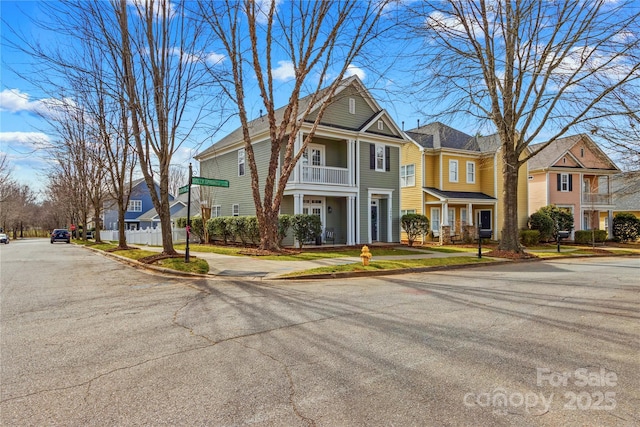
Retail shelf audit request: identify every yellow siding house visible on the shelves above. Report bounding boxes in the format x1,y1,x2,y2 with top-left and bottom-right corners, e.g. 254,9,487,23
400,122,528,244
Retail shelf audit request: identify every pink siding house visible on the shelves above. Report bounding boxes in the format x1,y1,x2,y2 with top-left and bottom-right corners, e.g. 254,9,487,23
528,134,620,238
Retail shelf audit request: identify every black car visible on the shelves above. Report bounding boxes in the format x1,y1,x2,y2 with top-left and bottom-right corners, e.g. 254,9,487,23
51,229,71,244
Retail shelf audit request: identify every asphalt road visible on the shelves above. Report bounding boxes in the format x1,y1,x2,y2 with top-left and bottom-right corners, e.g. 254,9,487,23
1,239,638,426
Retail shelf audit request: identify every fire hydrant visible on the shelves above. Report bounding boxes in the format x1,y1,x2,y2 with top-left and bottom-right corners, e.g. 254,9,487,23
360,245,372,266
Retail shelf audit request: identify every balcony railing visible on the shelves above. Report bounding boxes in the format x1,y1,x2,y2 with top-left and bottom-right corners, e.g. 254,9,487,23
582,193,612,205
298,165,350,185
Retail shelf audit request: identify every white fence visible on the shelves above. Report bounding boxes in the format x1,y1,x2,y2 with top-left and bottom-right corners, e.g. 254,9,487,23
100,227,187,246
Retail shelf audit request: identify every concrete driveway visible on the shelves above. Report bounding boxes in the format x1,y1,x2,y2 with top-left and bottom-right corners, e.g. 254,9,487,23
1,239,638,426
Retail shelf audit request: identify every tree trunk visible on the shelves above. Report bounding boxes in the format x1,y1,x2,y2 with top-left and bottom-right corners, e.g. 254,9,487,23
159,198,176,255
117,199,128,249
498,149,524,253
258,207,280,252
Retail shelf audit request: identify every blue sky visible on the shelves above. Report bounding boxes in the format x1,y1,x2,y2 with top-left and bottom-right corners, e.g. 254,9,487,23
1,1,635,197
0,1,417,197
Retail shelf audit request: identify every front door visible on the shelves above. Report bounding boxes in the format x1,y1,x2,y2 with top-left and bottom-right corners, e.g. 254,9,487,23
371,201,378,241
479,210,492,230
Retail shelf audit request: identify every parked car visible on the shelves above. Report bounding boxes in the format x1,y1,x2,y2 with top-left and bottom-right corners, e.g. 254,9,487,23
51,229,71,244
0,233,9,244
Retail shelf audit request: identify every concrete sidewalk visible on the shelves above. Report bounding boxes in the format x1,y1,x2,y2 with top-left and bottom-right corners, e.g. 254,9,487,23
140,245,488,280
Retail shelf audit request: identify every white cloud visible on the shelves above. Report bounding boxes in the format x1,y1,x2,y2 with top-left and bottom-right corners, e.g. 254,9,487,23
0,89,76,119
205,52,226,66
272,60,296,81
0,131,51,149
345,64,366,80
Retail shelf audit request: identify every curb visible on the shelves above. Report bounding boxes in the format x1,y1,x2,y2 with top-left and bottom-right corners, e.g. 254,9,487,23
80,244,211,278
275,252,640,280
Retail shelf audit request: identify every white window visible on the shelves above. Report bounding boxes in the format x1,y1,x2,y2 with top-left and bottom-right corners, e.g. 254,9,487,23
376,144,385,171
212,205,221,218
238,148,245,176
561,173,569,192
466,161,476,183
449,160,458,182
400,164,415,187
349,98,355,114
461,208,468,226
431,208,441,234
232,204,239,216
377,120,384,130
448,208,456,235
401,209,416,216
127,199,142,212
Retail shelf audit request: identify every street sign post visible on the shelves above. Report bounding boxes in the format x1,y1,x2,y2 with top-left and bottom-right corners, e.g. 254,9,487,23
181,174,230,263
191,176,229,187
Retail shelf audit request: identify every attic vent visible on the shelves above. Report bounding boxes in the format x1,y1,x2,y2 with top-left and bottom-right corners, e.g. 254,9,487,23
349,98,355,114
563,157,566,164
377,120,384,130
581,148,584,157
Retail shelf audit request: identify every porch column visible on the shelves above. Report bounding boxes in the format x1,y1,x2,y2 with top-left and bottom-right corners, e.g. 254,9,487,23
387,198,393,243
293,131,302,183
347,139,355,186
367,192,372,244
442,202,449,226
347,196,356,245
467,203,474,226
607,209,614,239
293,193,303,214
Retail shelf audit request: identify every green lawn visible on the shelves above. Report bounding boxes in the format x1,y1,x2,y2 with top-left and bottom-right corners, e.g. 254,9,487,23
176,243,434,261
281,256,493,277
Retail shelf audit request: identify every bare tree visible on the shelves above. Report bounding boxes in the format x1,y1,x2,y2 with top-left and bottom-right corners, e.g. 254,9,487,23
196,1,391,251
168,164,188,197
116,0,217,255
405,0,640,253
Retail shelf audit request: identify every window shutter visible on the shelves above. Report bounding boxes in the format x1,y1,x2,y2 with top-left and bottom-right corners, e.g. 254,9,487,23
370,144,375,169
385,146,390,171
568,174,573,191
557,174,561,191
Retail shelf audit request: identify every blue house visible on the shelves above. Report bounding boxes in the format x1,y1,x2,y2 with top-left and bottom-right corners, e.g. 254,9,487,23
102,178,175,230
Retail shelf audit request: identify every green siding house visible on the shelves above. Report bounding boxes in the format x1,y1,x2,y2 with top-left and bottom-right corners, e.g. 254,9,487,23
195,76,407,245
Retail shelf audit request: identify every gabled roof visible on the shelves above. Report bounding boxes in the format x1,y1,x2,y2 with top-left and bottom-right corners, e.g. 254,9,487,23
405,122,501,153
612,171,640,211
405,122,473,150
528,134,620,172
195,75,403,160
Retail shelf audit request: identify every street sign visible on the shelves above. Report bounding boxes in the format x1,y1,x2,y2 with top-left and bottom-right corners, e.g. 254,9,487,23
178,185,190,195
192,176,230,187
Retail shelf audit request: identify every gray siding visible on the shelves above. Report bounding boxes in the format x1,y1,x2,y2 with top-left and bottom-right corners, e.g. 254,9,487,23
358,142,401,242
308,85,376,130
199,140,272,216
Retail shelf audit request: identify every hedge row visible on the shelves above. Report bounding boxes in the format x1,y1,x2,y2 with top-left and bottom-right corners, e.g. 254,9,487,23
177,214,322,248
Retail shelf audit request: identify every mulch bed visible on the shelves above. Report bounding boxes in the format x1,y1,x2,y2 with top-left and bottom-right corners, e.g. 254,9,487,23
484,250,538,260
138,253,188,264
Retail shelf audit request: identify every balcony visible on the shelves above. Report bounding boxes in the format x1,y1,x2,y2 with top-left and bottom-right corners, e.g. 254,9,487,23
582,193,612,205
300,165,350,185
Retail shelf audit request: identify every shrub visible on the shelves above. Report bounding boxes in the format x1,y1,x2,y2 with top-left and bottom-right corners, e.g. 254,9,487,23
519,229,540,246
528,212,554,242
529,205,574,241
290,214,322,248
574,230,607,244
613,213,640,242
230,217,248,245
277,214,292,246
207,217,232,244
401,214,429,247
245,216,260,245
